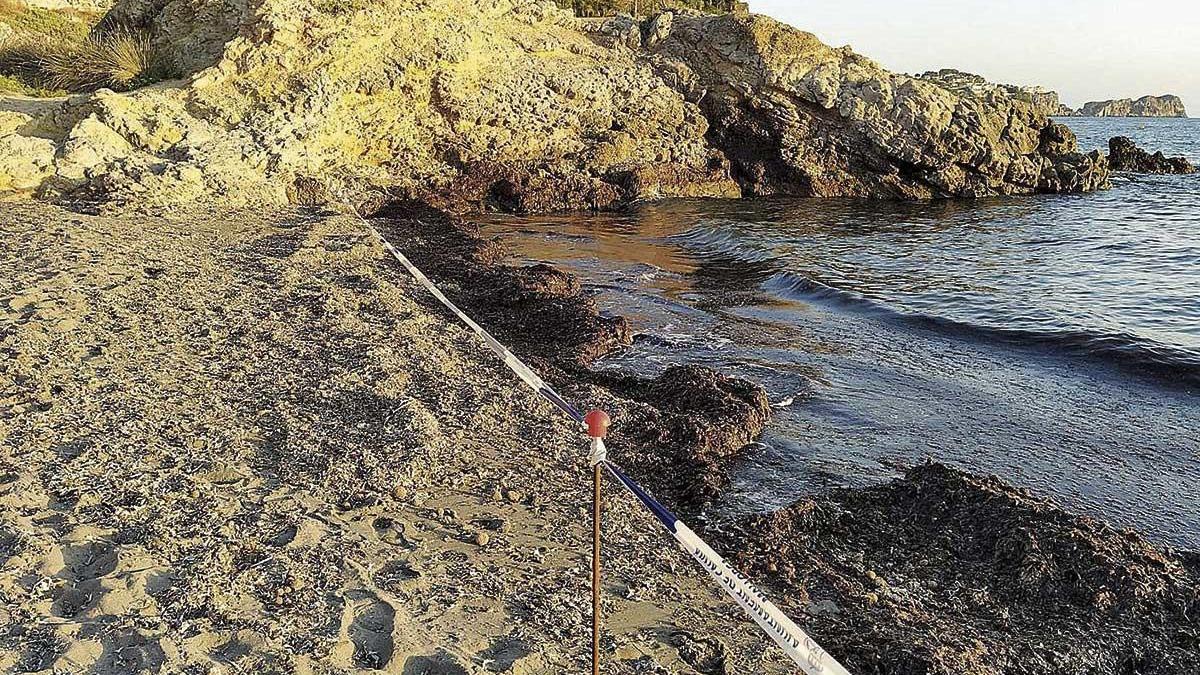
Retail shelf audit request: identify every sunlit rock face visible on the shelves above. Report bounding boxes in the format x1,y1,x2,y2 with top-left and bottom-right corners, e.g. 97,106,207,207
646,14,1108,198
0,1,1109,208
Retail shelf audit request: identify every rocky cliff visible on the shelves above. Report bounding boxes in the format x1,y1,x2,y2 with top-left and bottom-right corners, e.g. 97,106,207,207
0,1,1108,209
1079,95,1187,118
917,68,1075,118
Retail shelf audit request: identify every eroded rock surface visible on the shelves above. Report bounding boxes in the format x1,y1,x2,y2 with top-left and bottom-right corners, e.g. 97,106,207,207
0,1,1108,208
643,13,1107,198
1108,136,1195,174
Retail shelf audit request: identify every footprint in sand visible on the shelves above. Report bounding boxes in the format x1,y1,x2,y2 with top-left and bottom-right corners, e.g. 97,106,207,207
478,635,532,672
51,584,98,618
346,589,396,670
401,652,469,675
0,527,24,564
90,631,167,674
58,541,118,581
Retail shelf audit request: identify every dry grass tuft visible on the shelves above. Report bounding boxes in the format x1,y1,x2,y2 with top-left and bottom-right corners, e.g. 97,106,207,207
41,28,155,91
0,35,71,81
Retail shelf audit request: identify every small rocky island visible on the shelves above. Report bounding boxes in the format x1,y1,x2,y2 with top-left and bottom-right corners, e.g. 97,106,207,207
1079,95,1188,118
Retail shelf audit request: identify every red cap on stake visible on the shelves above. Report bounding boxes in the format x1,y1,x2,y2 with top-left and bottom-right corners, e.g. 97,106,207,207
584,409,611,439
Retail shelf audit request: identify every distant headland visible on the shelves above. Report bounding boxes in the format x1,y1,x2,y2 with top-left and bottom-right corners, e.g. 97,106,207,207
916,70,1188,118
1076,95,1188,118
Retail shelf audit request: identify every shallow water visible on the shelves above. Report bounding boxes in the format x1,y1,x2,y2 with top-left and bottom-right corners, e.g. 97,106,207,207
481,117,1200,550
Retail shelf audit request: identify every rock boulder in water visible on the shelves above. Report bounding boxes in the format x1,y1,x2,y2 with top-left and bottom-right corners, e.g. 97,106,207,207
0,1,1109,208
1107,136,1195,174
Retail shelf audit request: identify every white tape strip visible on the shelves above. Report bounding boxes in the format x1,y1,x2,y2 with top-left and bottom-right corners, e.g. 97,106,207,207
673,523,851,675
371,229,583,423
359,210,851,674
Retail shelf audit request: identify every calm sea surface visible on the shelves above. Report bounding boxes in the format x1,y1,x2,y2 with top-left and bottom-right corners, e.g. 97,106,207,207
482,118,1200,550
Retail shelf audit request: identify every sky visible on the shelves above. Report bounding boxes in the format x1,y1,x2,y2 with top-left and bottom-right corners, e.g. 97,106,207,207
751,0,1199,114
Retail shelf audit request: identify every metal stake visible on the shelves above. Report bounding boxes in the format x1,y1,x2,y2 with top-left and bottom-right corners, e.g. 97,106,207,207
583,409,611,675
592,462,602,675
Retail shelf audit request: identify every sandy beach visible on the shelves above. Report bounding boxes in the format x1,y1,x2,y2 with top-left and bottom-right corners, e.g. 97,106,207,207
0,201,800,674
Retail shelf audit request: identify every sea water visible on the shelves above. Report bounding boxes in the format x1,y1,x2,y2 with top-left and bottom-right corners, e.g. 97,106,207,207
482,118,1200,550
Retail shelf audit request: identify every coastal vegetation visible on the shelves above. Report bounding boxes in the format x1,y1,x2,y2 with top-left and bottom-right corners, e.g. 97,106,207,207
0,0,166,95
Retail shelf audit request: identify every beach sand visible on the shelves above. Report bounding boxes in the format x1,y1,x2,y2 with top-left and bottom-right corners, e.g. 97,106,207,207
4,200,1197,675
0,202,794,674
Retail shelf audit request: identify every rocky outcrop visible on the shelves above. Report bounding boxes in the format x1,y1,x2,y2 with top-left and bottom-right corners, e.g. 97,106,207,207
646,16,1107,198
915,74,1191,119
1079,95,1187,118
0,1,1109,208
0,111,57,193
1107,136,1195,174
917,68,1075,118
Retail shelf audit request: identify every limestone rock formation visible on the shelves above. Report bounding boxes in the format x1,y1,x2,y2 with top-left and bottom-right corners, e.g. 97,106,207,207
1107,136,1195,174
647,16,1108,198
0,1,1109,208
917,68,1075,118
1079,95,1187,118
0,112,57,192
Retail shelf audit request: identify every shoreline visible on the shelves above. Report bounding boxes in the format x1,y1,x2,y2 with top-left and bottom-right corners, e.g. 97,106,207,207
379,201,1199,673
0,200,799,674
2,198,1198,673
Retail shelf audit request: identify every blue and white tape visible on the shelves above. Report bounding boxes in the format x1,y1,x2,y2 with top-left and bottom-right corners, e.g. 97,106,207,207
604,456,850,675
368,218,851,675
374,229,584,423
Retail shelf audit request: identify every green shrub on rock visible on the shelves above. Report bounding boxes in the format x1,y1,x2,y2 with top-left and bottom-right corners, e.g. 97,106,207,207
0,14,175,94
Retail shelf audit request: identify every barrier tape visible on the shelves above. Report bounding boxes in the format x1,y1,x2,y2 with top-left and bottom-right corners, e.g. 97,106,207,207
366,218,851,675
374,231,584,424
602,453,851,675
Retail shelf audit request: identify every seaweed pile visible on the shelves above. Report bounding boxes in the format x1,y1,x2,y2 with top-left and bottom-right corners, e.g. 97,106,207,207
730,464,1200,674
373,199,1200,674
372,200,771,507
